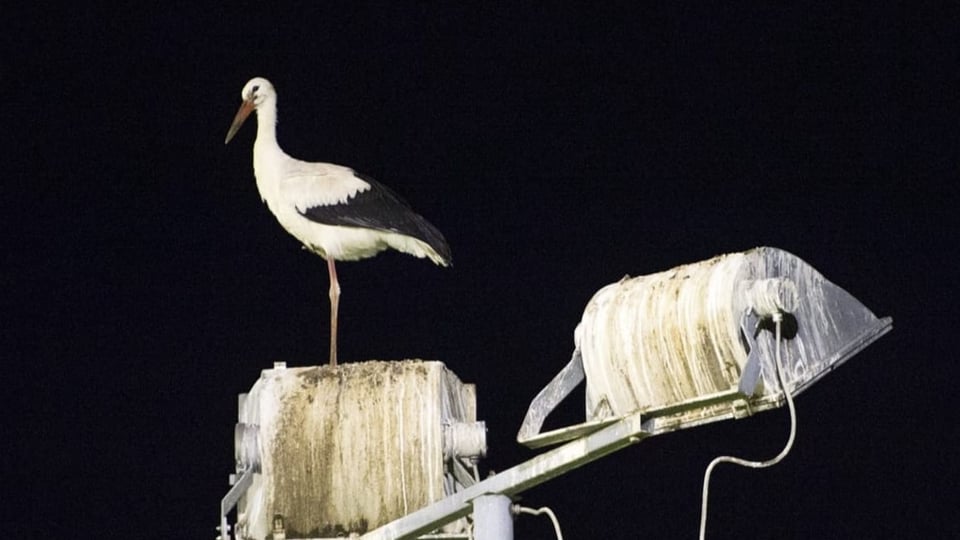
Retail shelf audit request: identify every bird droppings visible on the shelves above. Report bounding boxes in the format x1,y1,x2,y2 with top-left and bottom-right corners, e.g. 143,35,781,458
578,252,749,418
237,360,476,539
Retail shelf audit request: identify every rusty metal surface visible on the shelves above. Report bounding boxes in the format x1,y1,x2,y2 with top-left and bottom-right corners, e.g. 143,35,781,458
235,360,476,539
577,252,750,419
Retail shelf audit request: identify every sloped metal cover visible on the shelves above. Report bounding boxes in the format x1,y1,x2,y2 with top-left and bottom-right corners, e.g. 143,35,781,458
576,247,890,422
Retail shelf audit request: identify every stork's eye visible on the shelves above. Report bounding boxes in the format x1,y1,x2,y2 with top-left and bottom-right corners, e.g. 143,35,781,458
252,84,260,94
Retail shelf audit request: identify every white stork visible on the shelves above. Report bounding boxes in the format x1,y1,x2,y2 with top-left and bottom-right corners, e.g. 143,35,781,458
225,77,451,367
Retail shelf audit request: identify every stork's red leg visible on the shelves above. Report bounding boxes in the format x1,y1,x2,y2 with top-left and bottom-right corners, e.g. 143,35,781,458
327,258,340,367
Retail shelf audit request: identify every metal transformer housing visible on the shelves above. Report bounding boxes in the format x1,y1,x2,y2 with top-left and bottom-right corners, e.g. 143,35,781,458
234,360,477,539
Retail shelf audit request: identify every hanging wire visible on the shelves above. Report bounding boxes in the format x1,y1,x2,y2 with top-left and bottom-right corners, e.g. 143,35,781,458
699,313,797,540
514,505,564,540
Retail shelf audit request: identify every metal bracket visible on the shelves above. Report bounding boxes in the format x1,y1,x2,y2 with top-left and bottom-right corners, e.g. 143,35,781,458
737,310,763,397
516,350,585,445
217,423,261,540
218,466,256,540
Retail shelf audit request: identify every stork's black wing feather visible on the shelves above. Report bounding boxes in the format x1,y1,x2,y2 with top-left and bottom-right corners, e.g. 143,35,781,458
299,172,452,264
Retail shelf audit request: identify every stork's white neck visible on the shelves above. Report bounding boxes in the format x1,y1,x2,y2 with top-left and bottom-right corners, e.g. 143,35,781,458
254,97,280,150
251,96,287,203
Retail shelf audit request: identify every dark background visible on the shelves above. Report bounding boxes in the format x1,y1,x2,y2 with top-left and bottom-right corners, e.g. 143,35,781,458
6,3,957,538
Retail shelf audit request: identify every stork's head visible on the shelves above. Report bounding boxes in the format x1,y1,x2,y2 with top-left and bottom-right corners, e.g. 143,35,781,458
225,77,276,144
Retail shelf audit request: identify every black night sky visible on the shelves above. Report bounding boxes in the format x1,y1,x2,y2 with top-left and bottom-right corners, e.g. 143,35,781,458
7,3,957,539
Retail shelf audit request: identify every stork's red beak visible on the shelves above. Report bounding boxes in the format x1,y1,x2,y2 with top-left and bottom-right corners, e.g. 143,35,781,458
224,99,255,144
